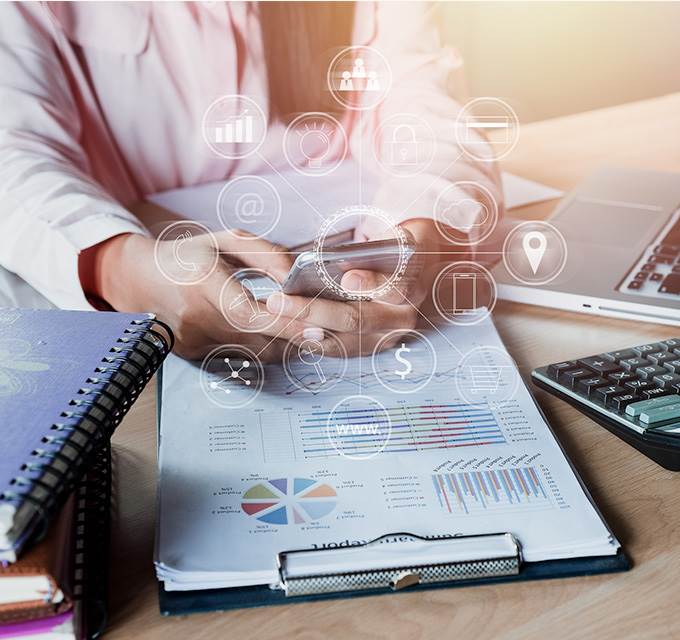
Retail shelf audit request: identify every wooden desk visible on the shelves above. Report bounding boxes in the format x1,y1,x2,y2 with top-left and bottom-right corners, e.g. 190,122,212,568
107,94,680,640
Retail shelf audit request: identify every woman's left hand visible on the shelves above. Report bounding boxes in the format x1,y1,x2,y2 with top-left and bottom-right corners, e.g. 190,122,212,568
266,219,441,357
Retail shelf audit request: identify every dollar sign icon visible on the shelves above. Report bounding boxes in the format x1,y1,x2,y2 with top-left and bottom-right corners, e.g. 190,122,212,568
394,343,412,380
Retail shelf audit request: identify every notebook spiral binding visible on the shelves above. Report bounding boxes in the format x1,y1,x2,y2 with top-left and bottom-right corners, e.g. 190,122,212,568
0,315,174,548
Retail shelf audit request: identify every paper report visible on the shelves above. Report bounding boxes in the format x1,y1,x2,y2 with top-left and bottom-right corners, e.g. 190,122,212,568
155,315,618,591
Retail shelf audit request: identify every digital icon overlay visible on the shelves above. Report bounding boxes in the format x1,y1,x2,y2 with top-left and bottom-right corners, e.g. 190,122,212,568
154,221,219,285
374,113,437,177
502,220,568,285
216,175,282,239
432,262,497,326
433,181,499,246
219,268,282,333
327,46,392,110
325,394,392,460
313,206,410,300
202,94,267,159
283,112,348,177
283,332,348,393
371,330,437,394
455,346,520,407
454,97,520,162
200,345,264,409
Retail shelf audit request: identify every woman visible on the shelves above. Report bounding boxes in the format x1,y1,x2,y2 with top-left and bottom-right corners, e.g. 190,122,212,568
0,1,501,359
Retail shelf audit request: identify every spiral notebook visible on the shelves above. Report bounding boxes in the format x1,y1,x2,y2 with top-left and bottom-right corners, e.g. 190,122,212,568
0,308,173,563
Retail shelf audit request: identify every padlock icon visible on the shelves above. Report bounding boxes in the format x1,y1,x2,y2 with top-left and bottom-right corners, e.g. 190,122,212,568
388,124,418,166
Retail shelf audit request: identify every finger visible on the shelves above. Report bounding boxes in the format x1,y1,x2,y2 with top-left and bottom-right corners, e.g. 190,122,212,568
313,332,399,358
340,269,426,305
212,229,293,282
266,292,417,334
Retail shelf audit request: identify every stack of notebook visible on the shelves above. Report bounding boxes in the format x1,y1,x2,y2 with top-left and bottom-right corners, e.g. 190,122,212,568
0,308,172,639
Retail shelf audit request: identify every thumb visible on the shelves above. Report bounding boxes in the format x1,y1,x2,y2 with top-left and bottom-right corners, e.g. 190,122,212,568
213,229,293,282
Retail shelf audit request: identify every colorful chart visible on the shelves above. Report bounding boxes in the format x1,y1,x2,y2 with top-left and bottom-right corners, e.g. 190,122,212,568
432,466,550,515
241,478,338,526
299,402,505,458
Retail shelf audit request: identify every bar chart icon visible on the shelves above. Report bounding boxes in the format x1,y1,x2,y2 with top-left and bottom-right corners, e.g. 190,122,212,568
213,110,254,144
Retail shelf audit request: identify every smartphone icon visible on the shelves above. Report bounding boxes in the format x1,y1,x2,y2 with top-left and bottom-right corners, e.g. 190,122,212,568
451,273,478,315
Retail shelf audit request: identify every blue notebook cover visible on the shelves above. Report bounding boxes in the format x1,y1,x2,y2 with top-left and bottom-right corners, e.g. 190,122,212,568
0,308,163,560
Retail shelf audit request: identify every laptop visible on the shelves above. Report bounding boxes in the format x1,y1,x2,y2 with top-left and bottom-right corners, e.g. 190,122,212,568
494,168,680,326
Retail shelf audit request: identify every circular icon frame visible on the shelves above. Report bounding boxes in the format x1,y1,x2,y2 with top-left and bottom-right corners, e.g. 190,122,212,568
216,175,282,240
433,181,499,246
454,97,520,162
314,206,409,300
325,394,392,460
283,332,348,393
282,112,348,177
153,221,219,286
199,344,264,409
432,261,497,326
502,220,569,286
373,112,437,178
371,330,437,394
454,345,520,408
201,94,267,160
219,268,282,333
327,45,392,111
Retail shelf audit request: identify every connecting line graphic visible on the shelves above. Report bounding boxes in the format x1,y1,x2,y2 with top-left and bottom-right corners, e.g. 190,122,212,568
358,297,363,394
256,153,327,223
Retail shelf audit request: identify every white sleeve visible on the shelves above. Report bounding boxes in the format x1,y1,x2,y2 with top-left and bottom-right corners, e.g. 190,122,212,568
352,2,504,240
0,4,147,310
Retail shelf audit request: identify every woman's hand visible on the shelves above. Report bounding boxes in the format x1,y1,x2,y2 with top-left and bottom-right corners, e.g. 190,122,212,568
83,230,316,360
265,218,441,357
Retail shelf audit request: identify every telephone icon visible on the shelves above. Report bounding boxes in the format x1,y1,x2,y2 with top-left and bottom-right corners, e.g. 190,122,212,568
172,231,198,272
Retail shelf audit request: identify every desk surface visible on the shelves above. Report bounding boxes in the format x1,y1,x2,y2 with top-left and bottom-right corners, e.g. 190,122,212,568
108,94,680,640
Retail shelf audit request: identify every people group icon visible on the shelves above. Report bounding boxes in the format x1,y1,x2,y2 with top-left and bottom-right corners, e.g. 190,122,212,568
339,57,381,92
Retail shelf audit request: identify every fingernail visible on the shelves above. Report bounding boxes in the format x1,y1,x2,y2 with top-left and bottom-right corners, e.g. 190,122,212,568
344,274,364,292
303,327,325,341
267,292,286,314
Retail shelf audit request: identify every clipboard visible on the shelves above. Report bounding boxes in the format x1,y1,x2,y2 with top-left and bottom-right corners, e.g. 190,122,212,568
158,530,629,615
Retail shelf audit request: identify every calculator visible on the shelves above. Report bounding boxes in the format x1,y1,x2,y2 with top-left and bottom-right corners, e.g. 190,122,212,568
531,338,680,470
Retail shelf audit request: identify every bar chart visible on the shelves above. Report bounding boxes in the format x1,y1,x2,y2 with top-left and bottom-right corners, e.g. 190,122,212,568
298,401,506,459
212,111,254,144
432,466,551,515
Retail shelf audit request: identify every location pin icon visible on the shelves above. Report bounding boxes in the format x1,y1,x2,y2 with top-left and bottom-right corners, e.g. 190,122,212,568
522,231,548,274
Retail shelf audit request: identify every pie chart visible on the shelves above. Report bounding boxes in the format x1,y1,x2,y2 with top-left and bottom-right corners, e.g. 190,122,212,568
241,477,338,526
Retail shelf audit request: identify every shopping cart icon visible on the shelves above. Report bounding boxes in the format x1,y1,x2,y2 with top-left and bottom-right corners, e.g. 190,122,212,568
468,365,511,394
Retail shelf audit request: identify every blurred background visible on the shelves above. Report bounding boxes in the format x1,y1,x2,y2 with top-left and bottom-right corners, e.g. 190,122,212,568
440,1,680,122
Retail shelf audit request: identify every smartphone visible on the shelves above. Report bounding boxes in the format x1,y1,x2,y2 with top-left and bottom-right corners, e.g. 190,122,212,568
234,235,416,301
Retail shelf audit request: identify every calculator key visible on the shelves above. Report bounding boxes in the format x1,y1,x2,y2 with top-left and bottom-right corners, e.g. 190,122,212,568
560,369,593,389
649,255,674,265
593,385,626,405
576,376,610,397
659,339,680,351
660,274,680,295
620,357,647,371
642,387,673,401
602,349,638,363
609,394,637,412
653,373,680,390
577,356,621,375
673,265,680,274
608,371,637,385
625,394,679,418
624,379,656,395
651,273,664,282
663,359,680,374
636,364,668,380
640,402,680,425
632,343,661,356
547,361,579,380
647,351,678,367
627,280,642,290
634,271,649,281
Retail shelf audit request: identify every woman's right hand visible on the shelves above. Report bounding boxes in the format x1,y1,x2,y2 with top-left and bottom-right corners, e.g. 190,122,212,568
83,230,318,360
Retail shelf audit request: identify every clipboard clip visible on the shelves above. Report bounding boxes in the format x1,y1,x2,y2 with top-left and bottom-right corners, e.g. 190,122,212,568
277,532,522,597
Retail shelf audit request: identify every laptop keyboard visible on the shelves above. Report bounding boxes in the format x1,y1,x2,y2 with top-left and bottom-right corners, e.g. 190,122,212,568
620,209,680,298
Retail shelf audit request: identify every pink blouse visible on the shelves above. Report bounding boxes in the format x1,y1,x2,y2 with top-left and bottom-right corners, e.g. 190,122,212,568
0,1,501,309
